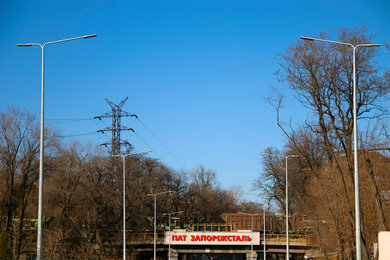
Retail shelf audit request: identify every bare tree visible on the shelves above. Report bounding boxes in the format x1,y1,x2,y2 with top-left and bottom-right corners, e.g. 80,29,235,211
262,27,390,259
0,107,58,258
188,166,239,222
0,107,245,258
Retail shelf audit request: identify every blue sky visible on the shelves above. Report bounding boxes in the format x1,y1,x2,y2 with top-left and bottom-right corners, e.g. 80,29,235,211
1,0,389,199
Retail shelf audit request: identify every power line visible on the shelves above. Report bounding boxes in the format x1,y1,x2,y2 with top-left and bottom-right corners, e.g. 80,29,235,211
11,111,187,170
46,118,94,124
58,131,97,138
372,52,390,58
18,117,93,123
133,132,169,166
136,118,186,169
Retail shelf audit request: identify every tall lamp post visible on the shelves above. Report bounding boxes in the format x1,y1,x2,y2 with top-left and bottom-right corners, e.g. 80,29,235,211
300,36,380,260
241,213,259,260
247,193,267,260
113,150,151,260
17,34,97,260
147,191,174,260
163,210,183,260
260,153,299,260
263,198,266,260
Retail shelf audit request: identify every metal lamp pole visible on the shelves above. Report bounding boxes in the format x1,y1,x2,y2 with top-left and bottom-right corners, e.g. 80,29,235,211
17,34,97,260
247,193,266,260
300,36,380,260
285,155,299,260
147,191,174,260
251,214,254,260
163,210,183,260
263,198,266,260
259,153,299,260
113,150,151,260
242,213,258,260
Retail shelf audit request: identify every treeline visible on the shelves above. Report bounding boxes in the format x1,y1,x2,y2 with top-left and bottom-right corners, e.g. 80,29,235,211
256,28,390,259
0,107,256,259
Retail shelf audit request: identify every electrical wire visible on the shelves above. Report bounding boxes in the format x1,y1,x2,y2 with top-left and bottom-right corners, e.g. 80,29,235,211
57,131,97,138
133,132,169,166
18,117,95,124
136,118,186,169
46,118,94,124
14,115,187,169
372,52,390,58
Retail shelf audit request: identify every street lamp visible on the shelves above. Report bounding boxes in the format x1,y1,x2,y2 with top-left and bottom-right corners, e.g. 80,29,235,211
259,153,299,260
163,210,183,260
113,150,151,260
300,36,380,260
17,34,97,260
241,213,259,260
147,191,174,260
247,193,267,260
263,199,266,260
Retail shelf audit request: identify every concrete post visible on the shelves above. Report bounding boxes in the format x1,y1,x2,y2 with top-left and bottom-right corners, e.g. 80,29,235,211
246,250,257,260
169,250,179,260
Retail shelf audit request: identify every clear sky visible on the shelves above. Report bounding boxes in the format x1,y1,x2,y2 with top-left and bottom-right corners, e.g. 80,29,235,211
1,0,389,200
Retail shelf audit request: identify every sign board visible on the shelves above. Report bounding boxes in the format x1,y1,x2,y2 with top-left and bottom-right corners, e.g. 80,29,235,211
165,231,260,245
379,231,390,260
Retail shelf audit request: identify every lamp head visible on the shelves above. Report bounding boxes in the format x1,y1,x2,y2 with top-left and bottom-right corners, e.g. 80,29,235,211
300,36,315,41
83,34,97,39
